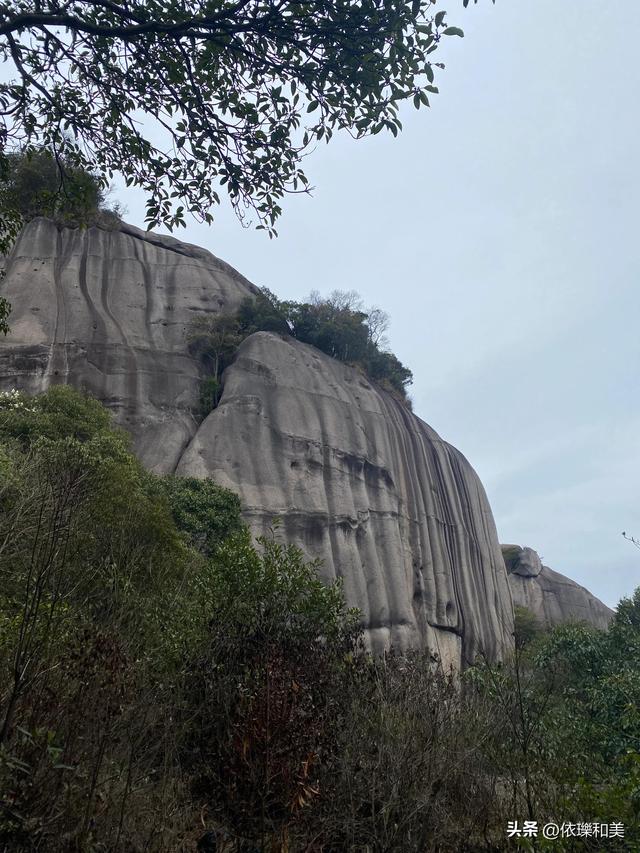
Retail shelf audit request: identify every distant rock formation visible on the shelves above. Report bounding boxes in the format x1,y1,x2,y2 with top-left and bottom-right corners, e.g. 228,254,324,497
0,218,614,665
503,544,613,631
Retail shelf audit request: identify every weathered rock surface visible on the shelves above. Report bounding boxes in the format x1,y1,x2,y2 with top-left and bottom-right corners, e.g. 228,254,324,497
0,218,612,665
503,544,613,631
0,218,259,471
177,331,514,664
0,219,516,665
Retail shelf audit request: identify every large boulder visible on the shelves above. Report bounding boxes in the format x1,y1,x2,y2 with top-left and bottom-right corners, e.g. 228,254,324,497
503,544,613,631
177,332,514,664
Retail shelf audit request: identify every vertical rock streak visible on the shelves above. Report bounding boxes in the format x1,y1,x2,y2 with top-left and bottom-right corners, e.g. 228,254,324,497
1,219,519,666
176,333,514,665
0,219,258,470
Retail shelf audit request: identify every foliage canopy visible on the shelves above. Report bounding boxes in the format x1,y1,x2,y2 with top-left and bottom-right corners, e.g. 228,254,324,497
241,288,414,398
160,474,243,556
470,605,640,846
0,148,121,228
0,0,464,237
1,385,638,850
190,287,413,415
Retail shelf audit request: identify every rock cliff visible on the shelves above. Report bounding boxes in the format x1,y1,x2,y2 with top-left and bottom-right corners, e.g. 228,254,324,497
176,331,514,664
503,545,613,631
0,217,258,471
0,219,613,665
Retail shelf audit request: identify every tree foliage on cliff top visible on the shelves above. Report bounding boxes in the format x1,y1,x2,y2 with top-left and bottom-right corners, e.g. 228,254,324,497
190,288,413,412
0,148,123,229
242,288,414,398
0,0,465,237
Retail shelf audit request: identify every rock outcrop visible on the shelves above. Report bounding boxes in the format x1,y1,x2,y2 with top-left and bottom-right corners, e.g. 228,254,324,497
0,217,258,471
177,331,514,664
503,544,613,631
0,219,614,665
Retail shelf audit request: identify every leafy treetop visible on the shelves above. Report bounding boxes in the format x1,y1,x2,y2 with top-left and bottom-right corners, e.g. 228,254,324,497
0,147,123,228
0,0,465,239
190,287,413,409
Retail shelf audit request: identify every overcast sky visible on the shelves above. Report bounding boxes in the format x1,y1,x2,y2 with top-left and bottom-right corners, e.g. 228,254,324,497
113,0,640,609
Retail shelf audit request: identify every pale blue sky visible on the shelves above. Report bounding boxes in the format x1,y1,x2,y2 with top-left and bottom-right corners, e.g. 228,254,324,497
112,1,639,608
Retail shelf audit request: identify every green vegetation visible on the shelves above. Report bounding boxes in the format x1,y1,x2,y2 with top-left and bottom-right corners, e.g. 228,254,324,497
0,387,638,851
188,313,245,414
0,386,358,850
513,603,542,650
183,528,360,848
0,294,8,336
160,475,243,557
0,148,123,232
189,288,413,416
1,1,463,236
468,602,640,851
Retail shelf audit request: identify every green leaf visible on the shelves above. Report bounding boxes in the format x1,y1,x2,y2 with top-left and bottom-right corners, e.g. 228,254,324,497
444,27,464,38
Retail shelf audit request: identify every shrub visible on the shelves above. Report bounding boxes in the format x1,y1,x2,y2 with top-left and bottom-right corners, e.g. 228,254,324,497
187,314,244,415
0,387,236,850
469,607,640,850
513,604,542,649
198,375,220,416
180,529,361,849
307,651,500,853
160,474,243,556
0,384,112,447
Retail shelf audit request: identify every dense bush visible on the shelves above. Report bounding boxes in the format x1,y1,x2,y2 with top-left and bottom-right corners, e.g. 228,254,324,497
181,529,361,849
467,603,640,852
0,386,243,849
240,288,414,400
189,288,413,416
160,475,243,557
1,387,638,851
309,651,499,852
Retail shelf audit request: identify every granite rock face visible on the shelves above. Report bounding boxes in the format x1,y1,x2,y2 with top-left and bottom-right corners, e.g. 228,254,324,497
2,219,609,665
503,544,613,631
0,218,259,471
177,332,514,664
0,220,516,666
